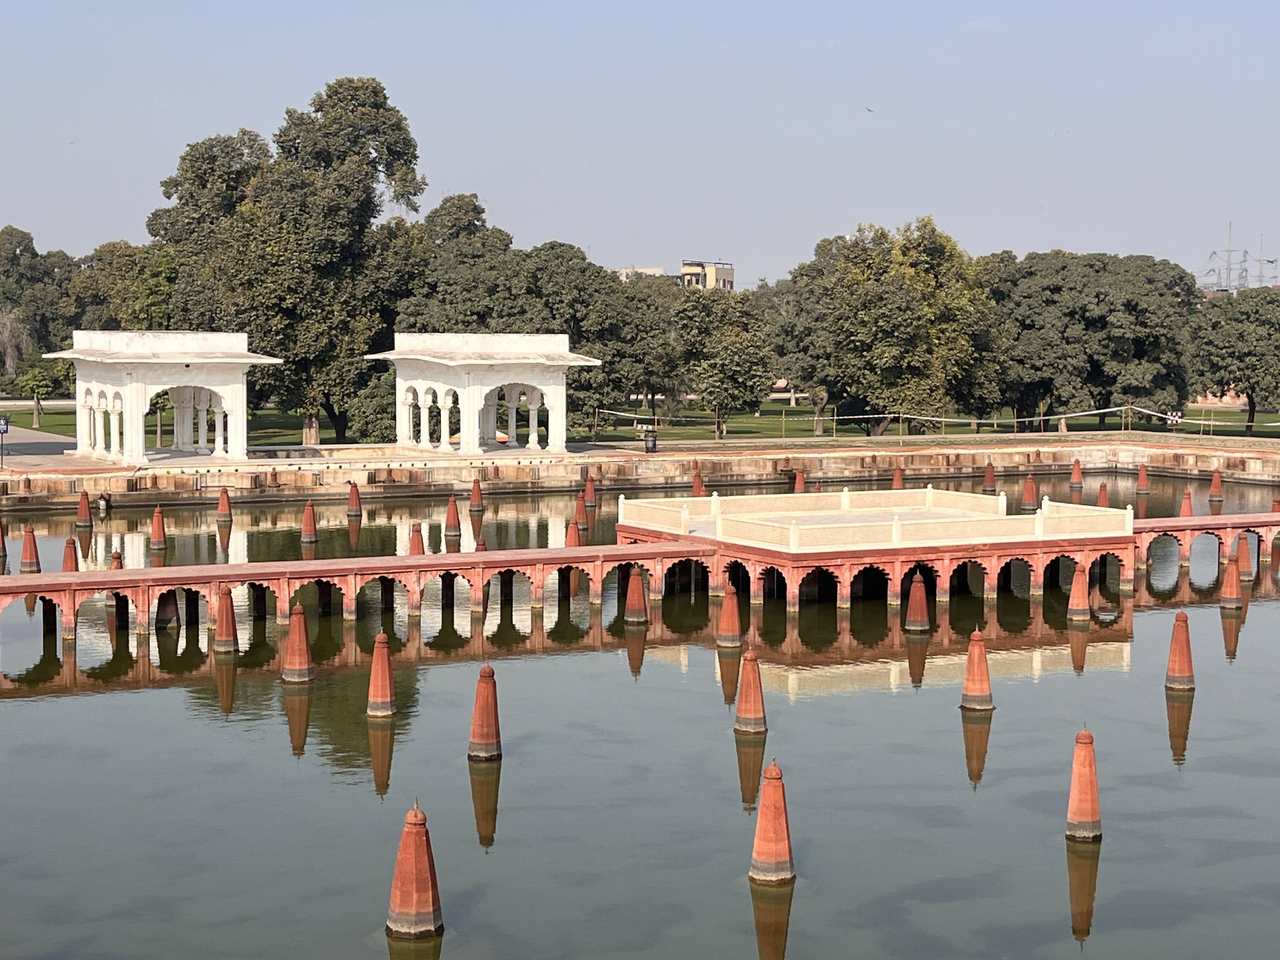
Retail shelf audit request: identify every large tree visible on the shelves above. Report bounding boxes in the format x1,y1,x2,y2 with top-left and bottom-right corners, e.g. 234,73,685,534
982,250,1196,426
1188,288,1280,433
145,78,427,440
784,217,1003,434
0,226,79,374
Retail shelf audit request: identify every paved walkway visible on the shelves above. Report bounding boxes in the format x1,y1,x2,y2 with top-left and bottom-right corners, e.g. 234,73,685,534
0,424,91,474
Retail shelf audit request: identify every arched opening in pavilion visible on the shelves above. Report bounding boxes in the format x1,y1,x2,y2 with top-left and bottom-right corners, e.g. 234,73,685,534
798,567,838,651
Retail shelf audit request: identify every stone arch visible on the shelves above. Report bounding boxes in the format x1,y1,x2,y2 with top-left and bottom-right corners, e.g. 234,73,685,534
74,589,137,658
1227,528,1262,579
601,562,652,630
1145,532,1181,566
481,568,532,648
898,561,940,599
662,559,711,633
486,381,542,448
604,559,657,588
759,565,788,603
948,559,989,601
221,579,280,648
546,562,591,639
995,558,1033,633
151,585,210,639
1042,553,1082,595
664,557,710,597
546,562,591,613
797,567,839,651
352,573,415,645
851,564,890,602
288,577,345,619
799,566,839,602
144,383,233,457
1182,535,1223,593
723,559,751,600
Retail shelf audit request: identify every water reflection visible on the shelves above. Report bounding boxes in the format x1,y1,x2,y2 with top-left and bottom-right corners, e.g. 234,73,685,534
467,759,501,849
1165,688,1194,767
960,709,993,789
369,719,395,797
282,680,309,752
749,877,795,960
3,476,1280,956
735,730,767,812
1065,838,1102,945
9,560,1275,699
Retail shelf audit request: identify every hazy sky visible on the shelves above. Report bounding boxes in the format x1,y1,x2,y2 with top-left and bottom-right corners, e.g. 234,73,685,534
5,1,1278,285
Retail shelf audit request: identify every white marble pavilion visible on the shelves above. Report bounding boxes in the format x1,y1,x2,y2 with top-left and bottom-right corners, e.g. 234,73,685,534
46,330,281,464
366,333,600,455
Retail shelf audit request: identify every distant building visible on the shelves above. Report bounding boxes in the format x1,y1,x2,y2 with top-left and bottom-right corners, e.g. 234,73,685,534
680,259,735,291
611,259,737,290
612,266,667,282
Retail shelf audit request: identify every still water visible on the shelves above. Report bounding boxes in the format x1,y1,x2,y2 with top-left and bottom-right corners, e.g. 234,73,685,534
2,473,1279,958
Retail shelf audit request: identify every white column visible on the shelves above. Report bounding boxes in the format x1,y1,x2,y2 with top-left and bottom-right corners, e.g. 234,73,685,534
184,390,196,450
173,389,189,450
506,387,518,445
110,409,122,460
481,399,494,446
96,407,108,457
418,397,433,450
460,385,483,455
212,405,225,456
79,403,92,454
525,389,542,450
165,390,177,448
74,389,90,454
438,391,453,452
225,381,248,459
197,399,209,452
544,379,568,453
123,383,149,465
396,389,412,446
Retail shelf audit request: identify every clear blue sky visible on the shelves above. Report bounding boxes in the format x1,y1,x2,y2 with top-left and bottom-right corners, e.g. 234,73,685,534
4,1,1277,285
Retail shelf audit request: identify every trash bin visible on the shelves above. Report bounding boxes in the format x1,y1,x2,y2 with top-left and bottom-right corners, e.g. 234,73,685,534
643,427,658,453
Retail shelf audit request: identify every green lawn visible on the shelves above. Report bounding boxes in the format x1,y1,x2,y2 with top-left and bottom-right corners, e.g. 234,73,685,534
1,408,335,447
7,401,1279,449
589,401,1280,442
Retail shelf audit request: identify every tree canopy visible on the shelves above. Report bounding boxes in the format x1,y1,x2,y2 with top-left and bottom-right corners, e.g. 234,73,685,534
0,75,1245,441
780,217,1004,434
979,250,1197,425
1187,287,1280,432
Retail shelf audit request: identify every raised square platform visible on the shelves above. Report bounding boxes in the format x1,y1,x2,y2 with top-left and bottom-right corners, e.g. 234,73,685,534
618,487,1133,553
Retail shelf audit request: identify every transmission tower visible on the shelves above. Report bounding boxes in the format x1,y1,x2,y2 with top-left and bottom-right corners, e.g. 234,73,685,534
1201,222,1279,291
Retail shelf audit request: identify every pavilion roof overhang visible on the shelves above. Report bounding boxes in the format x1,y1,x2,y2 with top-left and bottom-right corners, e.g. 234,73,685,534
45,348,282,366
365,348,600,368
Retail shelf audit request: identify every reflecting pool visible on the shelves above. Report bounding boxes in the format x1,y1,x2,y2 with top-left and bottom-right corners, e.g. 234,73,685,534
2,472,1279,958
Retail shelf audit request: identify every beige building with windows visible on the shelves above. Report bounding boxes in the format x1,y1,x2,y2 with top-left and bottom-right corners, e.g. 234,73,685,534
680,259,734,291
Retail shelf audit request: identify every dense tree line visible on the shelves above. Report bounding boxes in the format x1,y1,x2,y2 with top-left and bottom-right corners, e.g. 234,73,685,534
2,76,1271,438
